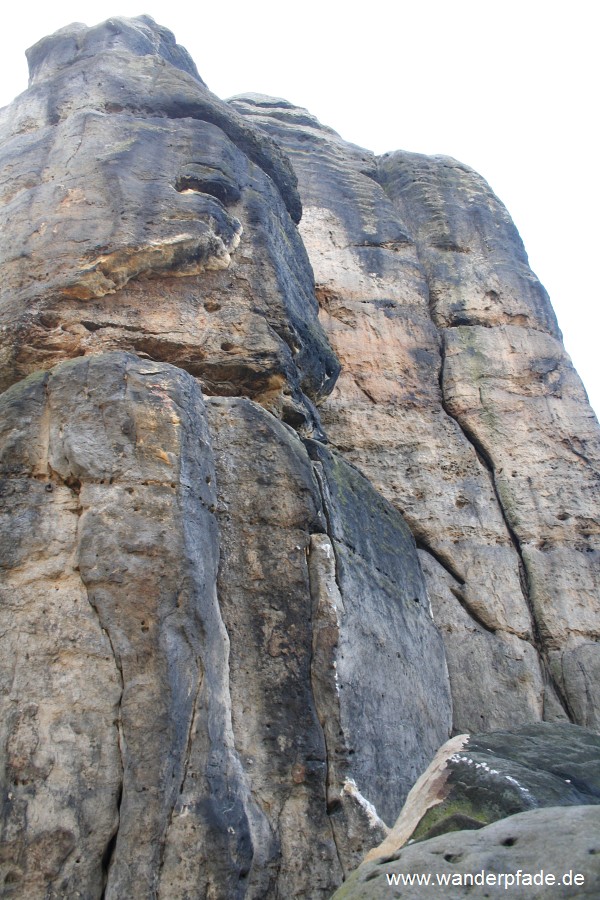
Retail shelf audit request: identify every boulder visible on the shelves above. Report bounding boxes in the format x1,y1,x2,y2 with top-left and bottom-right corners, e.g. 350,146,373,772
332,805,600,899
368,723,600,856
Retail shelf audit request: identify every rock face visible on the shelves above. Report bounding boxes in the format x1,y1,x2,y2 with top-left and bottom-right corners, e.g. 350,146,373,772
0,352,450,897
0,16,337,432
231,95,600,733
0,15,598,900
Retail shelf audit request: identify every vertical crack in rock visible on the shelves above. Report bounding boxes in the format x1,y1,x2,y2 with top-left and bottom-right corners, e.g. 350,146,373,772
88,600,124,900
155,670,203,887
303,437,452,868
60,364,129,900
305,474,346,876
436,333,573,721
48,467,126,897
69,477,125,896
68,500,125,900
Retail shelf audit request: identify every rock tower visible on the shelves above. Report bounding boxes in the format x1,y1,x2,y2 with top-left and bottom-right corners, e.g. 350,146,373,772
0,16,598,899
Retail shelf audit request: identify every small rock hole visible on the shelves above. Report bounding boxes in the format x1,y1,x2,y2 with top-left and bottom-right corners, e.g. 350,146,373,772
379,852,402,864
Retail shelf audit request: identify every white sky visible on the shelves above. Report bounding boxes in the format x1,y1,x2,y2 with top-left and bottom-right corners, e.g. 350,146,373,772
1,1,598,416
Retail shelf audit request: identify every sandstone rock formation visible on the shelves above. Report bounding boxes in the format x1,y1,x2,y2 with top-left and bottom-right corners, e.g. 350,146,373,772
332,805,600,899
0,14,598,900
0,350,451,897
231,95,600,733
0,16,336,433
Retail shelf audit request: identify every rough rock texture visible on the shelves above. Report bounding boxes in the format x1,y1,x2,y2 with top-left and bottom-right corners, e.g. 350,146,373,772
0,14,599,900
379,153,600,732
231,95,600,733
332,806,600,899
0,16,338,431
368,722,600,858
0,353,450,897
305,439,450,828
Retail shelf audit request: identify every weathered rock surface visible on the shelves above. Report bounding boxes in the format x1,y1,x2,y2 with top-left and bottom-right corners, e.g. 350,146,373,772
379,153,600,731
0,16,338,430
1,14,599,900
232,95,600,733
332,805,600,899
0,352,450,896
305,439,451,828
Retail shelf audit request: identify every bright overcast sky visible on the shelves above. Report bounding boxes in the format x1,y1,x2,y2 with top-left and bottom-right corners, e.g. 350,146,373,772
1,1,598,415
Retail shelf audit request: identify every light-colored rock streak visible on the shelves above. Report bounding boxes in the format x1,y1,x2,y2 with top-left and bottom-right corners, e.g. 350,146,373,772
62,227,243,300
342,779,390,834
307,531,350,873
365,734,469,862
